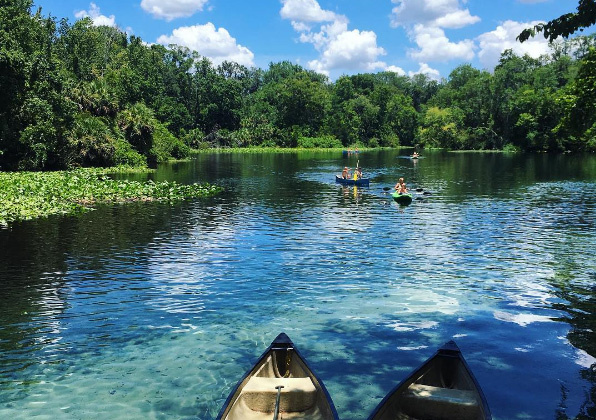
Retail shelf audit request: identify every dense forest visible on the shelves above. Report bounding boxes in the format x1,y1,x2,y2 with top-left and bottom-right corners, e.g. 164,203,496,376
1,0,596,171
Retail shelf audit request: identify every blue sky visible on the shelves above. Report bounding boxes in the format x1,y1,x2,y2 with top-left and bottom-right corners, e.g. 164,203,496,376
32,0,579,80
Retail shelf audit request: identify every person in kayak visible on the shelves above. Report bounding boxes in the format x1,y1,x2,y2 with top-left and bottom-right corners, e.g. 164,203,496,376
342,167,350,179
395,177,408,194
355,167,363,179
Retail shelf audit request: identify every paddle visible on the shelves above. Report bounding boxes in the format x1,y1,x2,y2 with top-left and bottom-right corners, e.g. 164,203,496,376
273,385,284,420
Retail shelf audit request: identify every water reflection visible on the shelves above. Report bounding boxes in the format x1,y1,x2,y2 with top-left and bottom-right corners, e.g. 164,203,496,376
0,151,595,419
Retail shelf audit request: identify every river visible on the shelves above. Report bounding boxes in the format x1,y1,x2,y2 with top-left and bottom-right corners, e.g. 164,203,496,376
1,150,595,419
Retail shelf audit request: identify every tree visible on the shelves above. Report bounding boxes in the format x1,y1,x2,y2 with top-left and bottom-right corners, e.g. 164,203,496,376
385,93,418,146
0,0,76,170
418,107,467,149
518,0,596,42
260,72,330,138
554,47,596,151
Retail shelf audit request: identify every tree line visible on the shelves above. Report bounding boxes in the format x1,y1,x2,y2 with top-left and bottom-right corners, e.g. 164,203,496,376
1,0,595,171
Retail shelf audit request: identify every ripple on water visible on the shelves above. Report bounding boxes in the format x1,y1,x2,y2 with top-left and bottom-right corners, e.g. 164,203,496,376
1,154,595,419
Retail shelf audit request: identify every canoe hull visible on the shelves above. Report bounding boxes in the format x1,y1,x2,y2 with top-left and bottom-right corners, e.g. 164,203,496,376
367,341,492,420
391,192,413,204
216,333,338,420
336,175,370,187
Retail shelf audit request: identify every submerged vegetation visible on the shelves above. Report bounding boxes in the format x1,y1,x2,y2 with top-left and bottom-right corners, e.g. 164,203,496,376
1,1,596,174
0,168,222,226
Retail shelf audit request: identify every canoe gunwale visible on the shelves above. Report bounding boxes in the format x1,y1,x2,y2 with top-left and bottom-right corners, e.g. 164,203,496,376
335,175,370,187
215,332,339,420
366,340,492,420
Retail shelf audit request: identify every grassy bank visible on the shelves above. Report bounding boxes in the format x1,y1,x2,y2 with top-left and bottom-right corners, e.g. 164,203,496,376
0,167,222,227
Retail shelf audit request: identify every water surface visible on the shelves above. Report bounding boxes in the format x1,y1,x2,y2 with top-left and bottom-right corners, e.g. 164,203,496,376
1,150,595,419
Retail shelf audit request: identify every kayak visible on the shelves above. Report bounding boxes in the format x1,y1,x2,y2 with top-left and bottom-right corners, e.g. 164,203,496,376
216,332,339,420
336,175,370,187
392,192,412,204
367,341,492,420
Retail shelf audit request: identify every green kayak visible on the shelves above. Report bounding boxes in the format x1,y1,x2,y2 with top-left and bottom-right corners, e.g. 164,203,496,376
392,192,413,205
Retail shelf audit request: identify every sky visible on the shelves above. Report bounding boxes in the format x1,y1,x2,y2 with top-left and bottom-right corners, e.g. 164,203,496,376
32,0,582,80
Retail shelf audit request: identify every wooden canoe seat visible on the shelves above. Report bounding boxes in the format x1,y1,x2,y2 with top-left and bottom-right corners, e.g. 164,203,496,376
401,384,480,420
241,377,317,413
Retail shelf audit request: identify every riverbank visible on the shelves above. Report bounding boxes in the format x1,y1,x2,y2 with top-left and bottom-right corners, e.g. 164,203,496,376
0,167,222,227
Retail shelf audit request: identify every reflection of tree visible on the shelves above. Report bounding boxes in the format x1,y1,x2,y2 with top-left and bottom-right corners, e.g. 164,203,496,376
0,204,181,388
551,275,596,419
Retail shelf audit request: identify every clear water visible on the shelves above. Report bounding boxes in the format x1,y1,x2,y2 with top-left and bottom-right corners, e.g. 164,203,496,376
1,150,595,419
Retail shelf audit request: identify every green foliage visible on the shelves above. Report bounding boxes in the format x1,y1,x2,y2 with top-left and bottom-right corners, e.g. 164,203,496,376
418,107,468,149
118,102,155,156
297,135,342,148
71,78,119,117
518,0,596,43
182,128,206,149
1,2,596,174
149,122,190,165
554,47,596,151
66,113,116,167
0,168,223,226
113,139,146,166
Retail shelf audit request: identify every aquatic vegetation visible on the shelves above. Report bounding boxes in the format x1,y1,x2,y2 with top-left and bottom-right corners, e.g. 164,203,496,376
0,168,222,226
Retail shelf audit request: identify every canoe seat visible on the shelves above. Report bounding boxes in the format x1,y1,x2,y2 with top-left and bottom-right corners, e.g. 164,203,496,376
241,376,317,413
401,384,480,420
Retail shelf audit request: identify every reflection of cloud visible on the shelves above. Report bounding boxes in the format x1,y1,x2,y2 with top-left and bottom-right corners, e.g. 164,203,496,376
397,345,428,351
401,289,460,315
493,310,553,326
575,348,596,368
387,320,438,332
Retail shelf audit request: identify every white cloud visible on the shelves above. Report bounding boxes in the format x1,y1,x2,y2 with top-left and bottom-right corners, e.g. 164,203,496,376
385,65,406,75
141,0,209,21
281,0,388,76
390,0,480,29
299,19,349,51
408,62,441,80
75,3,116,27
434,10,481,29
280,0,338,22
308,29,387,75
390,0,479,64
157,23,254,67
409,25,475,62
477,20,551,69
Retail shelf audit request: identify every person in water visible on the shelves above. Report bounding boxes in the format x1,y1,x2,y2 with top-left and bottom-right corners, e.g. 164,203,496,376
412,151,419,158
342,167,350,179
395,177,408,194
